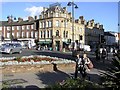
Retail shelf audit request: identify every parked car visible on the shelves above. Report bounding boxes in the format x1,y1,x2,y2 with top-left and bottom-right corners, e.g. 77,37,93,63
0,43,22,54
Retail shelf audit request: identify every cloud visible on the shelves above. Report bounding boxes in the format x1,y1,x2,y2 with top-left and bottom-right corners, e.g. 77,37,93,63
24,6,43,17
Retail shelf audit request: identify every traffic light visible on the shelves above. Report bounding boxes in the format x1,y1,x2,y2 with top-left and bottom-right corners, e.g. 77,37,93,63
100,35,106,43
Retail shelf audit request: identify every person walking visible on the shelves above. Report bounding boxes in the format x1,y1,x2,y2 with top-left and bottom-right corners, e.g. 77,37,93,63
74,53,91,79
101,48,107,63
95,48,100,60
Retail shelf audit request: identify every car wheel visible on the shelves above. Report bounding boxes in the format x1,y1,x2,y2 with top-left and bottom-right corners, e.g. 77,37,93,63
9,50,13,54
19,50,22,54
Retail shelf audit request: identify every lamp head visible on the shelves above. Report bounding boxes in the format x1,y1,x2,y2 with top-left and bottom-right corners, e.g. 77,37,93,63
75,5,78,9
67,2,71,6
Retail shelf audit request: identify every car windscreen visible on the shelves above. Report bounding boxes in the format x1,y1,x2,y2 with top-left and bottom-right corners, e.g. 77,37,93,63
1,44,14,47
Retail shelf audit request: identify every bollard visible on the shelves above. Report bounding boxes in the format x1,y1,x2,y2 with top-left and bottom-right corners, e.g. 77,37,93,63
52,63,58,71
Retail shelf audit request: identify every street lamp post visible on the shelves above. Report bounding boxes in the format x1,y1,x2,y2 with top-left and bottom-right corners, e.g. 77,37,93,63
7,15,16,43
67,1,78,50
118,24,120,50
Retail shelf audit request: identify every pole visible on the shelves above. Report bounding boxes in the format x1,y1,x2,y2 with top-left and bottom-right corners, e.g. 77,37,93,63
10,15,12,43
72,1,74,50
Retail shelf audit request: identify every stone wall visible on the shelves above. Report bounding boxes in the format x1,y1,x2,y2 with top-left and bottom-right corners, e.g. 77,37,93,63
1,63,76,74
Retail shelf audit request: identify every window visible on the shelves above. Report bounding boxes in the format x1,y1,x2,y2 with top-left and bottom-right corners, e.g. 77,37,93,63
71,26,72,30
48,12,50,17
31,25,34,29
66,31,68,38
35,32,37,38
12,26,14,30
22,26,25,30
44,31,45,38
64,20,68,27
22,32,24,38
7,26,10,30
49,21,52,27
79,35,83,40
47,30,49,38
27,32,29,38
80,28,82,32
17,32,19,37
63,31,65,38
12,33,14,37
43,21,45,28
17,26,20,30
64,13,67,18
50,30,52,38
27,25,30,30
40,22,42,28
31,31,33,38
56,20,59,27
56,30,59,36
56,12,59,17
46,21,49,28
6,33,8,38
41,31,42,38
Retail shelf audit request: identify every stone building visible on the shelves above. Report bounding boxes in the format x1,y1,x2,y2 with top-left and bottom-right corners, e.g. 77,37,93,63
84,18,104,49
0,3,105,51
38,3,85,51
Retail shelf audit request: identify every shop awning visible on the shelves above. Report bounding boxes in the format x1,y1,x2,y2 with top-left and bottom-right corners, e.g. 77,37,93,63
38,41,52,44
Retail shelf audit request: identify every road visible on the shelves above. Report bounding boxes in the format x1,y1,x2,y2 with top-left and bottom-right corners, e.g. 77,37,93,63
1,49,114,89
1,49,96,59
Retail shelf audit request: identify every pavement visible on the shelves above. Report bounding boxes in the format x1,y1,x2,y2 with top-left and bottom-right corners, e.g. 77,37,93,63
1,50,114,89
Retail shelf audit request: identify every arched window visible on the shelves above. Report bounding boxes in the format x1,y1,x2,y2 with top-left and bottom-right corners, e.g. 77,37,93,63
66,31,68,38
56,30,59,36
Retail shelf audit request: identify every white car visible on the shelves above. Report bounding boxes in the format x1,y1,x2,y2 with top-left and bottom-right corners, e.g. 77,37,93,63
83,45,91,51
0,43,22,54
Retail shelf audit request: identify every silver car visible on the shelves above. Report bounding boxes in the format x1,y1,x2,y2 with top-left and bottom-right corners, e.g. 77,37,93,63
0,43,22,54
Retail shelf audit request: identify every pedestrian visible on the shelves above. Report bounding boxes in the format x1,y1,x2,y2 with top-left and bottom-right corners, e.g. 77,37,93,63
101,48,107,63
95,48,100,60
75,53,91,79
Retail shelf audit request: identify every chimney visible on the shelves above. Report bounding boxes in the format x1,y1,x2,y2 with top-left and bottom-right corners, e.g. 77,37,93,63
79,16,84,21
75,19,79,23
68,12,72,17
95,23,99,28
39,15,42,19
63,7,67,11
34,16,37,20
28,16,34,21
18,17,23,22
99,25,103,29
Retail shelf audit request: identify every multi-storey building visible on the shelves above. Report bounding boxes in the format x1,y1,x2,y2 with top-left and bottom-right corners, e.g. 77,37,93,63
0,3,105,51
38,4,85,51
84,18,104,49
0,16,39,44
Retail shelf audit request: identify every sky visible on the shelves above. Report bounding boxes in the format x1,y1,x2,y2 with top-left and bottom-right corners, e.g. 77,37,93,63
0,0,119,33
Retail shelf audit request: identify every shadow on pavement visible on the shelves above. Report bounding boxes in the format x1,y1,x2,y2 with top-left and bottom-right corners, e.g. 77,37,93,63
36,69,70,87
89,57,112,72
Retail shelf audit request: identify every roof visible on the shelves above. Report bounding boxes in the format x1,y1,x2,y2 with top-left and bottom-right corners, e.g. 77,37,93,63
0,20,35,26
104,32,115,37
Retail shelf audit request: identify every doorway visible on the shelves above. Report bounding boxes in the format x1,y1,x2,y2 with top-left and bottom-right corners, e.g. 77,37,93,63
55,41,60,51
